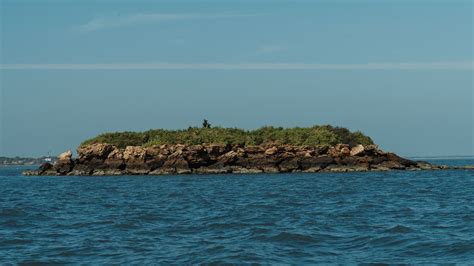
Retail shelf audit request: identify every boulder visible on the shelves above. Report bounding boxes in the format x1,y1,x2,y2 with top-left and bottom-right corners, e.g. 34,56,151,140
107,147,123,160
39,162,54,172
23,169,41,176
54,160,74,175
350,144,365,156
67,168,92,176
124,167,150,175
318,145,330,155
157,155,191,174
70,164,93,175
102,147,124,169
121,146,149,174
194,164,231,174
175,157,191,174
416,161,435,170
279,158,300,172
261,166,280,173
145,154,167,171
364,144,385,156
144,146,162,158
54,149,74,174
123,146,146,162
149,168,175,175
246,154,278,170
302,166,322,173
371,165,390,171
340,147,351,156
25,163,57,176
265,146,279,155
230,167,263,174
185,145,211,168
374,160,406,170
300,156,334,170
92,169,124,176
58,150,72,161
218,150,239,165
245,146,264,154
386,153,417,167
325,165,369,172
77,143,115,161
327,148,337,157
205,144,231,160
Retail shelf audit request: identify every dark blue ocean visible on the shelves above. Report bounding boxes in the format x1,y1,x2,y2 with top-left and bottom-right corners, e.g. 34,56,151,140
1,159,473,264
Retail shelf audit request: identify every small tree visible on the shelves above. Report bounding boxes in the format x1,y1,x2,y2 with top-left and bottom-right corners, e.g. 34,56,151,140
202,119,211,128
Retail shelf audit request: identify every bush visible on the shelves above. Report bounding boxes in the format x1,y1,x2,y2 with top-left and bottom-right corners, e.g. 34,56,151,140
80,125,375,148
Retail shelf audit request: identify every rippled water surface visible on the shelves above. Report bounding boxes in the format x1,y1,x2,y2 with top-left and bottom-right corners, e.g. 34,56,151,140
1,160,473,264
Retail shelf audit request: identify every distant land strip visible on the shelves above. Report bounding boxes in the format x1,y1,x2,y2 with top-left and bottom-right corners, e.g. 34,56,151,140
0,156,55,166
407,155,474,160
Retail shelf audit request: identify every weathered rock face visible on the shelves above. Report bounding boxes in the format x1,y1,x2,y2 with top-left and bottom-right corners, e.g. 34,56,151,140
58,150,72,161
77,143,115,161
350,144,365,156
24,143,447,176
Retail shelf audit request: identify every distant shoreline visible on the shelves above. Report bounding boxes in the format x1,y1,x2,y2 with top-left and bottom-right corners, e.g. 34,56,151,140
0,157,56,166
407,155,474,160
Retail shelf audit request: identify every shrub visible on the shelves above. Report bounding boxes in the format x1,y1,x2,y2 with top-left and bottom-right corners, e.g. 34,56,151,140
80,125,375,148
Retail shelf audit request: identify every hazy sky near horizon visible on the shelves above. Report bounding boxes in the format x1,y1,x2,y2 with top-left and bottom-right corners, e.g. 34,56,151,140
1,0,473,157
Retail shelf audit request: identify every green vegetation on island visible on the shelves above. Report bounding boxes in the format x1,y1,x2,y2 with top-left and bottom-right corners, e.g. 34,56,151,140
81,121,374,148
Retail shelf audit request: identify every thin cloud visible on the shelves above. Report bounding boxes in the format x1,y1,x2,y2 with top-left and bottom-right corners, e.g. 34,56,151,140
78,13,258,32
0,62,472,70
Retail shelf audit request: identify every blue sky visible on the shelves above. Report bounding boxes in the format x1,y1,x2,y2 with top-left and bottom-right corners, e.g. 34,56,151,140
0,0,473,157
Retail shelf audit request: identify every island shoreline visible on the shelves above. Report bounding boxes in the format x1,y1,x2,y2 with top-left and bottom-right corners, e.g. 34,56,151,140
24,143,467,176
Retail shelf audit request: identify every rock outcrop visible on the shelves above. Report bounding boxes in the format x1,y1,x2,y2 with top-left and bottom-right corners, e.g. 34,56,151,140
23,143,453,176
58,150,72,161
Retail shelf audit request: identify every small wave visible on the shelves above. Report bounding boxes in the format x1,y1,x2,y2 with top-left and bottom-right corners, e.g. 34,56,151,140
369,236,412,247
270,232,319,244
19,260,69,265
166,192,185,198
1,239,33,245
207,222,249,230
385,225,414,234
0,208,27,218
58,249,81,257
136,213,160,223
114,222,140,229
65,220,113,229
251,227,272,234
1,219,21,228
403,241,444,257
341,235,372,249
205,244,226,253
462,214,474,221
446,241,474,256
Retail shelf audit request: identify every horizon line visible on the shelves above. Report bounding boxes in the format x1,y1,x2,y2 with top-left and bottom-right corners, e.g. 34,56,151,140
1,62,473,70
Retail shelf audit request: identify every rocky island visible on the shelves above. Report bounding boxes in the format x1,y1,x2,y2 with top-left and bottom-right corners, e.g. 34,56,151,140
23,124,450,176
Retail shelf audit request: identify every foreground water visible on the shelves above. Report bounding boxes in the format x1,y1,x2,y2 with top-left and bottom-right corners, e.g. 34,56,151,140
1,160,473,264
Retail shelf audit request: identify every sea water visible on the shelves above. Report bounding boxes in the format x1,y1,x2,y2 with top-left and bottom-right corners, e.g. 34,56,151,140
1,160,473,264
